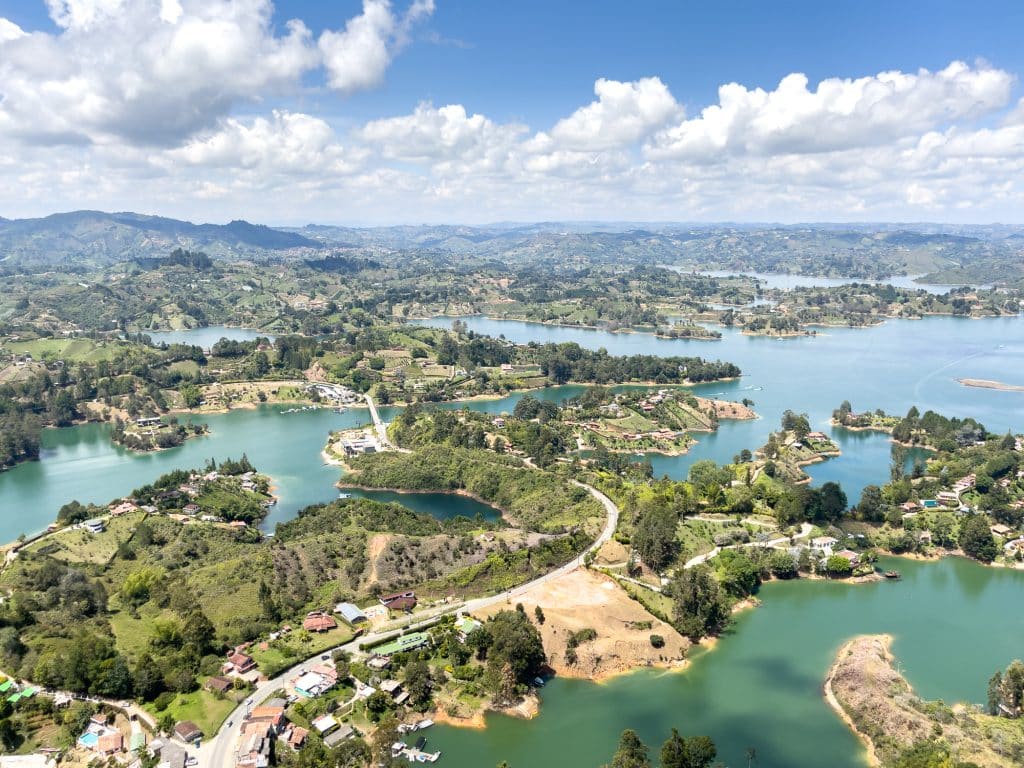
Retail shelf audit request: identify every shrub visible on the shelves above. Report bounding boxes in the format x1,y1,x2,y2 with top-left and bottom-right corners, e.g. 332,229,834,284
649,634,665,649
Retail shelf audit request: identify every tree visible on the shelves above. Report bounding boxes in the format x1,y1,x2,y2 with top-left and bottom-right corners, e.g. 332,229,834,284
659,730,717,768
959,516,998,563
534,605,545,625
608,729,650,768
403,659,433,709
669,565,728,642
825,555,853,577
484,610,546,696
855,485,883,521
371,715,401,766
633,505,680,571
987,670,1004,715
180,383,202,408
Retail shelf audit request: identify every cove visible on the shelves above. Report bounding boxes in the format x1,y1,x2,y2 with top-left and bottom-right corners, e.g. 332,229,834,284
427,555,1024,768
414,314,1024,499
341,488,502,522
1,315,1020,541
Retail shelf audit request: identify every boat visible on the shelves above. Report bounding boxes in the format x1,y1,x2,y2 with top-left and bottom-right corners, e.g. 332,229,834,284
414,736,427,750
414,719,433,730
533,676,546,687
883,570,901,579
338,492,352,499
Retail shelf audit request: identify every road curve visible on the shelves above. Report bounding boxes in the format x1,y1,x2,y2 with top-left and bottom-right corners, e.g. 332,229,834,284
200,474,620,768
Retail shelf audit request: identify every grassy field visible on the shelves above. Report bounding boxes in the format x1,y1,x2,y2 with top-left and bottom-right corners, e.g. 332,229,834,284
27,512,148,565
5,337,132,363
248,625,356,677
145,688,241,737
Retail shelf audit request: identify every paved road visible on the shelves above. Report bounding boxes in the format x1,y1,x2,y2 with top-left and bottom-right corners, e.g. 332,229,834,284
200,474,620,768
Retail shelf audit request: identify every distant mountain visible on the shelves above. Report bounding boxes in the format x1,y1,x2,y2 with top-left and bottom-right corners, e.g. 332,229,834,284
0,210,321,268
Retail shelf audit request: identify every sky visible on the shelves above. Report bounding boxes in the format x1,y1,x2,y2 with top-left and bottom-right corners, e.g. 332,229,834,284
1,0,1024,225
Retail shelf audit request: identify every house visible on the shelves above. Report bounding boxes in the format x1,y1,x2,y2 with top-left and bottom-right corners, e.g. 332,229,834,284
173,721,202,744
806,432,828,441
937,491,960,506
492,417,506,428
322,724,355,748
455,616,482,641
385,596,417,613
247,707,285,733
834,549,860,567
380,590,418,612
225,652,256,674
366,655,391,671
204,676,234,695
109,501,137,516
917,530,933,545
373,632,430,656
182,503,201,515
379,679,402,697
810,536,839,556
335,602,367,625
236,722,273,768
302,610,337,633
136,417,162,427
151,740,187,768
284,726,308,750
899,501,920,513
990,523,1013,537
83,518,106,534
293,671,334,698
311,715,339,737
98,732,124,755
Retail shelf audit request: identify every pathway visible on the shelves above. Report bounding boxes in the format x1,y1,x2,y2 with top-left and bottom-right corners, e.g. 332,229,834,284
200,474,620,768
682,522,813,570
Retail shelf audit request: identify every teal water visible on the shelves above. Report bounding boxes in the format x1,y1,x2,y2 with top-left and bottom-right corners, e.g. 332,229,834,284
675,268,986,294
428,556,1024,768
343,488,501,522
415,315,1024,498
1,315,1021,540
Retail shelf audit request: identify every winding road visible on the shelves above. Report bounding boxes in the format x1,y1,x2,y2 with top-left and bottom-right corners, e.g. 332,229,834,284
200,406,620,768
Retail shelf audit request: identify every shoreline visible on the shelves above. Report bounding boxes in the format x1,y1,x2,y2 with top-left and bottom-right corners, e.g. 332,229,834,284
822,635,888,768
957,377,1024,392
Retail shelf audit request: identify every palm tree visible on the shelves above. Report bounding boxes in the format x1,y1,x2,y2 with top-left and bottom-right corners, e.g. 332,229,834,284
745,747,758,767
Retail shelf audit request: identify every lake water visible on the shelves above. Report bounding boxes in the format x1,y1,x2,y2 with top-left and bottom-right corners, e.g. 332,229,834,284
416,315,1024,499
671,269,986,295
343,488,502,522
1,314,1022,767
1,315,1021,541
145,325,274,348
427,555,1024,768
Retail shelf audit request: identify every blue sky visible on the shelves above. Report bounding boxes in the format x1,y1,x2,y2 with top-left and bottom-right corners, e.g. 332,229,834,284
0,1,1023,224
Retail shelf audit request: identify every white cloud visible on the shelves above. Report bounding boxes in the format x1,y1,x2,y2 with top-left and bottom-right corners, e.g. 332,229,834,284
534,77,681,152
0,0,432,147
359,103,525,167
164,110,358,175
646,61,1014,159
318,0,435,94
1,48,1024,224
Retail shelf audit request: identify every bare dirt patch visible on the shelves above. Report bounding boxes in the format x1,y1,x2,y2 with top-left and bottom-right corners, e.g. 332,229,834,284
478,568,689,681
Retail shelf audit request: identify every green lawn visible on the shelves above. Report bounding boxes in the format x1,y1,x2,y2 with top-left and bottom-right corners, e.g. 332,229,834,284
248,626,356,677
144,688,239,737
26,512,148,565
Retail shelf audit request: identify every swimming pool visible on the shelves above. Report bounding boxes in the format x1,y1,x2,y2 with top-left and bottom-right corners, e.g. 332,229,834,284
78,732,99,747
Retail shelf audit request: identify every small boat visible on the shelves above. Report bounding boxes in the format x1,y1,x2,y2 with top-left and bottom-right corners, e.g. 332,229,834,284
414,736,427,750
414,719,433,730
883,570,901,579
533,676,546,687
338,492,352,499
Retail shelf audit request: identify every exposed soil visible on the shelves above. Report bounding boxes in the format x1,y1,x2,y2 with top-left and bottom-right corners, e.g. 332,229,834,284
825,634,1023,767
477,568,689,681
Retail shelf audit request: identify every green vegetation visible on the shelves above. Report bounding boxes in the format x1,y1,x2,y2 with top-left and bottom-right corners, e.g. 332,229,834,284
603,727,717,768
